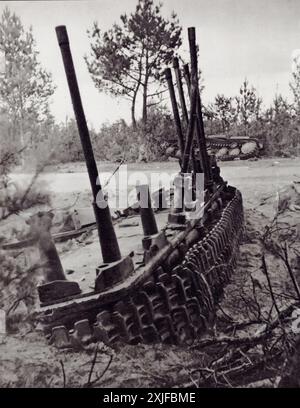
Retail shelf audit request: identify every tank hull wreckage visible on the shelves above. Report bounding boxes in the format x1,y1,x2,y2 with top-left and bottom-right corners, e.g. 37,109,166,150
36,26,244,349
163,57,263,162
164,136,263,162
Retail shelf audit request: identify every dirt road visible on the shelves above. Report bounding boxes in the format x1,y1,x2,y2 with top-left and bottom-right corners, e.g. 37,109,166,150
11,158,300,210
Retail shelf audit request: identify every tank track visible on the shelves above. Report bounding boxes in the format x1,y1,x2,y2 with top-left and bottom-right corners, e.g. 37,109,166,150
164,137,262,161
38,186,243,349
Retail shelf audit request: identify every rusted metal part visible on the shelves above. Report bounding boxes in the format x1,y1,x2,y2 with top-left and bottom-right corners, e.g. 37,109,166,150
38,281,81,304
164,137,262,162
142,231,168,264
26,212,66,282
181,92,197,173
24,211,82,304
136,184,158,236
39,183,225,310
0,188,171,257
136,184,168,264
179,36,198,175
183,63,191,97
188,28,213,188
33,26,246,351
95,256,134,292
36,25,136,302
182,62,202,175
37,186,242,344
173,57,200,175
173,57,189,125
56,25,121,264
40,186,243,348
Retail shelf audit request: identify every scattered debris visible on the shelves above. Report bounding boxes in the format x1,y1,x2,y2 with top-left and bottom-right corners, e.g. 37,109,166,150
118,220,140,228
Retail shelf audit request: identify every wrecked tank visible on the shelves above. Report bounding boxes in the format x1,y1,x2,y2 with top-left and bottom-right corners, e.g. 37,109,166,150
164,135,263,162
36,26,244,349
163,57,263,162
206,135,263,160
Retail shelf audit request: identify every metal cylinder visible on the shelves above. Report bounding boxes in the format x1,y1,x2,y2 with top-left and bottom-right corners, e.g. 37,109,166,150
28,211,66,282
182,90,197,173
183,64,191,97
136,184,158,236
55,26,121,263
188,27,213,187
172,174,185,213
173,57,200,174
164,68,185,159
183,64,201,174
173,57,189,124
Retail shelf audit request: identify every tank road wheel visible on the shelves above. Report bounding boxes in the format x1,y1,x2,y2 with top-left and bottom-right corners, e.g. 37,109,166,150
229,148,240,157
216,147,228,158
241,141,257,155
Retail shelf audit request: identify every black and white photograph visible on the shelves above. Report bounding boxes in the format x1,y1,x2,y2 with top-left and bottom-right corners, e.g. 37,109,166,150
0,0,299,392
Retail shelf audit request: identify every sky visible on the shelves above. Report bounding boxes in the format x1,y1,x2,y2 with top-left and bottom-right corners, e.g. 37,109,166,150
1,0,300,129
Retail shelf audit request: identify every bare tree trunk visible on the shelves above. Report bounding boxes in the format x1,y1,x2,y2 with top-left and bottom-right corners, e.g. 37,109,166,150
131,90,139,130
142,81,148,125
142,51,149,125
131,100,137,129
19,115,25,167
221,119,225,133
131,78,142,130
18,88,25,167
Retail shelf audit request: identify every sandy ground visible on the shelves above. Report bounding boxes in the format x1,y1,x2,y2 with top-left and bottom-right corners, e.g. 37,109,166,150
0,157,299,388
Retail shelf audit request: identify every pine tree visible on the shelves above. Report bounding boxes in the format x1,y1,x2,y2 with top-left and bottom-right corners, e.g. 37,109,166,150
290,53,300,114
235,79,262,134
0,7,55,152
85,0,182,128
213,94,235,134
